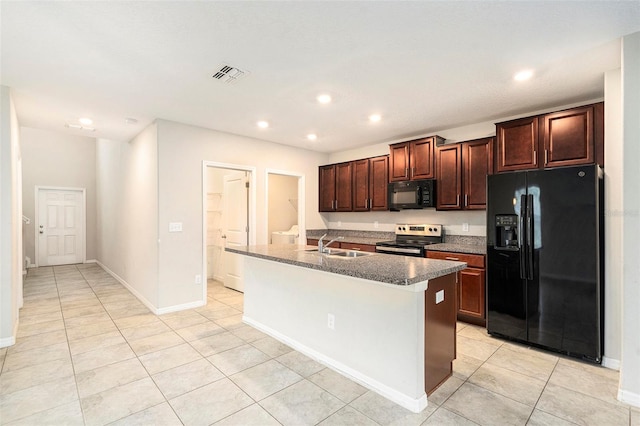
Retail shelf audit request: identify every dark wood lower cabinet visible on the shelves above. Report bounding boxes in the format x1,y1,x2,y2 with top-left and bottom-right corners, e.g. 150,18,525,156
426,251,486,326
424,273,457,395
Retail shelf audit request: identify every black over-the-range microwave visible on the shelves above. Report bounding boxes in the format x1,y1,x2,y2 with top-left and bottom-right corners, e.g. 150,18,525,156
388,179,436,211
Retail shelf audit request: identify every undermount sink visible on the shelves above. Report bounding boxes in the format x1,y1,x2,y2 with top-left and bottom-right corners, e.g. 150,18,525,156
329,250,372,258
300,247,374,258
303,247,375,259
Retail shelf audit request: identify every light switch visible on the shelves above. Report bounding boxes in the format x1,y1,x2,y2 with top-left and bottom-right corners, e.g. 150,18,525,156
169,222,183,232
435,289,445,304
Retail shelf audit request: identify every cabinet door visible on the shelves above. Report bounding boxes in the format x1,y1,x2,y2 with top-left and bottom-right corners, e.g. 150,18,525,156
543,105,594,168
496,117,539,173
463,138,492,210
340,242,376,252
318,165,336,212
369,155,389,211
436,144,462,210
411,137,437,180
335,162,353,212
352,159,370,211
389,142,410,182
458,267,485,320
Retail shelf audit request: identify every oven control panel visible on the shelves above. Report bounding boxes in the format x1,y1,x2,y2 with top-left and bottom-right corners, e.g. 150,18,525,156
395,224,442,237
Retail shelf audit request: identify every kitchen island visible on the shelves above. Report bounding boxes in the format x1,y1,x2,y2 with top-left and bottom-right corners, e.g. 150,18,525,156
226,245,467,413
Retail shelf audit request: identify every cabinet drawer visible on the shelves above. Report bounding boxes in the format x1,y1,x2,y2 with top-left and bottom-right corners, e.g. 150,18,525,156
307,239,319,247
426,251,484,268
339,242,376,252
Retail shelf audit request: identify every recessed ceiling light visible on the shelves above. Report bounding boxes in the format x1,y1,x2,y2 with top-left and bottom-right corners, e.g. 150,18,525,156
125,117,138,125
317,94,332,104
78,117,93,125
307,134,318,141
369,114,382,123
514,70,534,81
257,120,269,129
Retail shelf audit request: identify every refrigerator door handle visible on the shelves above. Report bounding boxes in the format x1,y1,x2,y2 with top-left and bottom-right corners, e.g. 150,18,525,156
526,194,534,280
519,194,527,280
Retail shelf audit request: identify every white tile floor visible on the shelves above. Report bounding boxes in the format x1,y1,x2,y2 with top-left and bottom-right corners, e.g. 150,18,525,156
1,264,638,425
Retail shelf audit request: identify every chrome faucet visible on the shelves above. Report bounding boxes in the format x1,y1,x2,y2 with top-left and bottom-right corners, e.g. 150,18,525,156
318,234,344,253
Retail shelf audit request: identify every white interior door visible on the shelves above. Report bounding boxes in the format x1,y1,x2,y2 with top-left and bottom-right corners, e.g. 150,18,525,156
222,173,249,292
37,188,85,266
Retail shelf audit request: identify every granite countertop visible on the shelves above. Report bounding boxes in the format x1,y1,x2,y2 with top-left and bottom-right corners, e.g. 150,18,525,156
426,243,486,255
305,230,393,246
226,244,467,286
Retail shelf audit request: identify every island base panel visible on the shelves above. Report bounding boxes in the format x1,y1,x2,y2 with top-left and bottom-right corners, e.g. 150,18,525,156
424,273,457,395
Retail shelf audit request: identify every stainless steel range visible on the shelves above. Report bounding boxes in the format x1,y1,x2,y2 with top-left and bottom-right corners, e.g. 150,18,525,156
375,224,443,257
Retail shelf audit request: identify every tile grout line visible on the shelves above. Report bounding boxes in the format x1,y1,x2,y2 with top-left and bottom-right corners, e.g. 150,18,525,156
55,265,88,426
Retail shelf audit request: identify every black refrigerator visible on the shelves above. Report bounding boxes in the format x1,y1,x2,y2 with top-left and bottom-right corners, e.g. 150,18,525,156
486,164,604,363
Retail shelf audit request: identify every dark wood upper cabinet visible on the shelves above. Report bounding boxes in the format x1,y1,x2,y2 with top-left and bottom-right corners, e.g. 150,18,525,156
318,165,336,212
389,143,410,181
495,102,603,173
495,116,539,173
368,155,389,211
436,144,462,210
335,162,353,212
436,137,492,210
463,138,493,210
389,136,444,182
543,105,594,168
320,155,388,213
353,159,370,212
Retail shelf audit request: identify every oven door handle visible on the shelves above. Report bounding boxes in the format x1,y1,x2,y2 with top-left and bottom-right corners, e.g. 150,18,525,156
375,246,423,255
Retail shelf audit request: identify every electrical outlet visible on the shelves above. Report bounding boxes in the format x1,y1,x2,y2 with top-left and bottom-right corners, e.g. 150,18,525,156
195,274,202,284
374,221,379,229
169,222,183,232
462,223,469,232
327,313,335,330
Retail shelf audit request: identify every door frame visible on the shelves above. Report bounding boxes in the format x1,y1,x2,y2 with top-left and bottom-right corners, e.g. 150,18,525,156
202,161,256,300
265,169,306,245
34,186,87,267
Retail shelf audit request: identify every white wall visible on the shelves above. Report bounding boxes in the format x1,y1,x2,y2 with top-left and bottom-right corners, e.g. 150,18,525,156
619,31,640,407
0,86,22,347
20,127,97,264
95,124,159,308
603,69,623,366
155,120,328,310
268,174,298,240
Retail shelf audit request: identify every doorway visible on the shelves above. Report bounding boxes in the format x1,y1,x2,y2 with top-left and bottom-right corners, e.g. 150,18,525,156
202,162,256,295
266,170,305,245
35,187,86,267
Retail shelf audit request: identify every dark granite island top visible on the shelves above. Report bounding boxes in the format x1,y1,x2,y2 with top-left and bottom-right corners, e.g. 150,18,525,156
226,244,467,287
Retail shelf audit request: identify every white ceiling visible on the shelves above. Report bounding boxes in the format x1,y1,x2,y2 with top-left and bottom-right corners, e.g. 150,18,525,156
1,1,639,153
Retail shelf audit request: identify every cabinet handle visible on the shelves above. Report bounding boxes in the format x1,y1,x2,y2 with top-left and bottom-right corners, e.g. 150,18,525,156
411,167,415,178
445,256,460,261
544,149,548,165
352,248,361,251
335,200,338,210
457,194,460,206
465,194,469,206
533,150,537,165
406,168,409,178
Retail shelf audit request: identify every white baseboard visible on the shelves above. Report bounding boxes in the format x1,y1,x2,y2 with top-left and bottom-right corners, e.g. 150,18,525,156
96,260,206,316
157,300,206,315
618,389,640,408
96,261,160,315
243,315,428,413
85,259,97,264
0,320,19,348
602,356,621,371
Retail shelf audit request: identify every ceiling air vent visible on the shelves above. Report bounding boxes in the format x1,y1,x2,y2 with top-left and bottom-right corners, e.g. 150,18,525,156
212,64,248,84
